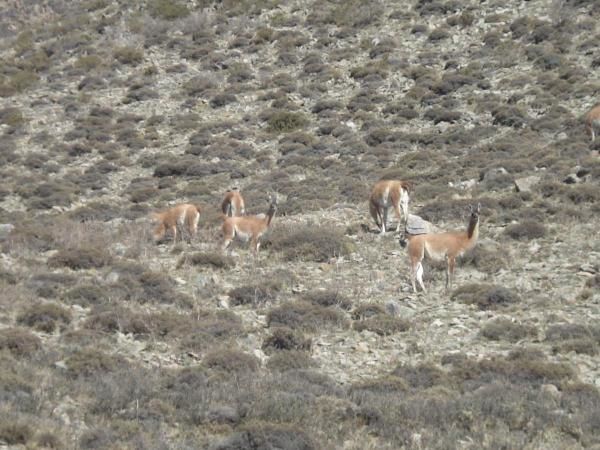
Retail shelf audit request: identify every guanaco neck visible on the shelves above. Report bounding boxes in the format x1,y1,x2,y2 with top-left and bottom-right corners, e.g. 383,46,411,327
467,215,479,240
266,205,277,227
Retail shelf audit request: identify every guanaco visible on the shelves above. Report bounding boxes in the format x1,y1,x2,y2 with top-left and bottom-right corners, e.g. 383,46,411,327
221,195,277,255
585,104,600,142
403,203,480,293
369,180,411,234
151,203,200,244
221,188,245,217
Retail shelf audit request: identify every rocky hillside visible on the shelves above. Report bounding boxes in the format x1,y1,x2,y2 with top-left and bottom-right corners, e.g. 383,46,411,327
1,0,599,448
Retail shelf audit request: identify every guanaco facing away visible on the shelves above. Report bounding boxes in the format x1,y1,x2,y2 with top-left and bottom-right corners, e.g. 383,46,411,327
151,203,200,244
402,203,480,293
221,195,277,255
369,180,411,234
221,188,245,217
585,104,600,142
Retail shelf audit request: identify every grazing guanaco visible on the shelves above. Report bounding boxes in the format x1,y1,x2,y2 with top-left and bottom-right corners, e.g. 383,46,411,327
221,195,277,255
585,104,600,142
221,188,245,217
369,180,411,234
151,203,200,244
403,203,480,293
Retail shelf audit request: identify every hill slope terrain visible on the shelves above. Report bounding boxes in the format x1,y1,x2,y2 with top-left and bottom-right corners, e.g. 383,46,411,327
0,0,599,448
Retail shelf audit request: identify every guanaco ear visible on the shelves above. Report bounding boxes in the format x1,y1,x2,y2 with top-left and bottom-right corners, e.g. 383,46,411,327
476,202,481,213
468,204,473,213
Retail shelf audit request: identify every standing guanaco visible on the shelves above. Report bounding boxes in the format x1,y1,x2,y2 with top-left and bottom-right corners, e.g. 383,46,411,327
221,195,277,255
585,104,600,142
369,180,411,234
403,203,480,293
221,188,245,217
151,203,201,244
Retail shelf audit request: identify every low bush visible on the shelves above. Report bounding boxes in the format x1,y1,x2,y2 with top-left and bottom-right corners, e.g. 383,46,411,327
262,327,312,354
452,284,521,309
48,246,112,270
203,349,260,374
266,225,355,262
228,280,282,306
177,252,235,270
503,221,546,240
17,302,72,333
0,328,41,358
267,350,317,372
65,348,129,378
301,290,353,310
353,314,410,336
267,111,308,133
267,301,349,331
481,318,537,342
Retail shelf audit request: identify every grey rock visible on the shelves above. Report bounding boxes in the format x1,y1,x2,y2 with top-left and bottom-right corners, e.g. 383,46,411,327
514,175,540,192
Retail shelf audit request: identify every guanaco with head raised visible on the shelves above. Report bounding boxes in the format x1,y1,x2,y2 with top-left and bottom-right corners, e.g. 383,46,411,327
402,203,480,293
585,104,600,142
151,203,200,245
221,188,245,217
221,194,277,255
369,180,411,234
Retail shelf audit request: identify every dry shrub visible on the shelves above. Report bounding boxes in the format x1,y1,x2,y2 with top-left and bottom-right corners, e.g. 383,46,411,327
48,246,112,270
353,315,410,336
228,280,282,306
451,284,520,309
17,302,72,333
0,419,32,445
301,290,352,310
0,328,41,357
266,225,354,262
267,301,349,331
459,243,508,273
203,348,260,374
65,348,129,378
351,303,386,320
267,350,317,372
177,252,235,270
262,327,312,354
64,284,107,306
210,422,317,450
503,220,546,240
480,318,537,342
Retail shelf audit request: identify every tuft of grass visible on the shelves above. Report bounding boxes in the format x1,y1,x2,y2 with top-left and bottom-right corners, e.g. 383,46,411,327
113,46,144,65
65,348,129,378
301,290,353,310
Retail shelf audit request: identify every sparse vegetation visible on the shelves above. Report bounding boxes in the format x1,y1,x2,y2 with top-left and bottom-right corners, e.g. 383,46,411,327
0,0,598,447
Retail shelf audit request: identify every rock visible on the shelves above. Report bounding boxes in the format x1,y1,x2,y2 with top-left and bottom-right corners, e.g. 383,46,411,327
481,167,508,182
514,175,540,192
405,214,435,235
